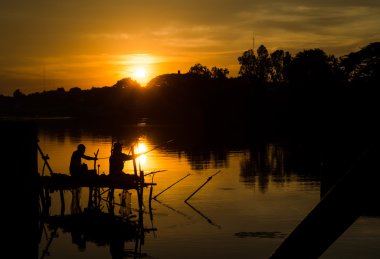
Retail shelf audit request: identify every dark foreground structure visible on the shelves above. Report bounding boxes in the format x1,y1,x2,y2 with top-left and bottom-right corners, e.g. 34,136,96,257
2,120,39,258
270,140,379,258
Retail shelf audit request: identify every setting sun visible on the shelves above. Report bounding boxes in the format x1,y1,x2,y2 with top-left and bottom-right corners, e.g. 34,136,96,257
118,54,158,86
130,65,149,85
134,67,146,79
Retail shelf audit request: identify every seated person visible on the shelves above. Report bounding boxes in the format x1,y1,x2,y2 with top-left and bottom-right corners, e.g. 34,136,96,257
109,142,134,177
69,144,97,177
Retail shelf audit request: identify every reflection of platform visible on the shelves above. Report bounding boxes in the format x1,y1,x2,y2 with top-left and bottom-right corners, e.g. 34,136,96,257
40,190,158,258
45,210,138,246
39,173,156,190
41,209,157,258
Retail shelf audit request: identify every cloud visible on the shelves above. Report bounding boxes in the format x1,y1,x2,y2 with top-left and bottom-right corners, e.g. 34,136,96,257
1,0,380,95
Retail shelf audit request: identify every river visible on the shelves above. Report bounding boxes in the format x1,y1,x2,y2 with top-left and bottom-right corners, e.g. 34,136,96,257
34,118,380,259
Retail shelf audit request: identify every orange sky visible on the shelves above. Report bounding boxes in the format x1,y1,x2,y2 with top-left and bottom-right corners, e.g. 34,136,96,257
1,0,379,96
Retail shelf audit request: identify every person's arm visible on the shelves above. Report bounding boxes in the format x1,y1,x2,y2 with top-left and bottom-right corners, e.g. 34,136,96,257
82,154,97,161
122,153,133,161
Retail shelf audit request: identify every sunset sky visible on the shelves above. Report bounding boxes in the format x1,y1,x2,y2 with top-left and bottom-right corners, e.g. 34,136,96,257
1,0,379,96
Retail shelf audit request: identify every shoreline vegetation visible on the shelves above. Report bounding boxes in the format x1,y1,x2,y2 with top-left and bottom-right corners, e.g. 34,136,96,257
0,42,378,139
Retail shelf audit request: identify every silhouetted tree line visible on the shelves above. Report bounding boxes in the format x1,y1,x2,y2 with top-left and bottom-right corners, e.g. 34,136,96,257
0,78,145,121
0,42,378,136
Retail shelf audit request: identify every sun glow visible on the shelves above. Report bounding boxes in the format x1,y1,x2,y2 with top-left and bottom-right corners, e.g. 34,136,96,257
134,67,147,79
136,142,147,166
119,54,158,86
130,65,150,85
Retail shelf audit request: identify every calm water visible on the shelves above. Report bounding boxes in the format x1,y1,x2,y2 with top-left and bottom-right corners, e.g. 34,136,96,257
36,119,380,259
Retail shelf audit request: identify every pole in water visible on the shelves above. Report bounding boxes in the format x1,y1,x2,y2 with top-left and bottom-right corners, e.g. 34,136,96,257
184,170,221,202
153,173,191,199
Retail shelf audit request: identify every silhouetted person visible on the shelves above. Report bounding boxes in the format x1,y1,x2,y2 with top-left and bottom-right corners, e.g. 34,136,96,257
109,142,133,176
70,144,97,177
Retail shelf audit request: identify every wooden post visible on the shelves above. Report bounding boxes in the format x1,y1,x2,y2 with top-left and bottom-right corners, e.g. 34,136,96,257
2,120,39,258
38,141,65,215
131,147,138,177
132,146,144,212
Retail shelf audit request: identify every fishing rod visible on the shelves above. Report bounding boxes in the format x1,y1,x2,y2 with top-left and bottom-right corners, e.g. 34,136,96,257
184,170,222,202
134,139,175,157
144,170,167,177
137,139,174,156
153,173,191,199
95,139,175,160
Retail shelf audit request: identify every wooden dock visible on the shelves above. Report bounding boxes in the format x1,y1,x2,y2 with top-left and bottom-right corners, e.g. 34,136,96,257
38,172,156,191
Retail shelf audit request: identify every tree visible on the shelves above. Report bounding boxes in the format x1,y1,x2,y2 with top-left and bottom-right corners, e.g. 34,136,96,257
288,48,333,86
68,87,82,94
13,89,25,98
340,42,380,83
113,77,140,88
256,45,272,82
270,50,292,83
238,49,257,79
270,50,284,82
283,51,292,82
328,54,344,82
188,63,212,78
211,66,229,79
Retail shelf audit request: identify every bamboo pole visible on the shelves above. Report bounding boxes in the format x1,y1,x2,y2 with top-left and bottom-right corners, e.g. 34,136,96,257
153,173,191,199
184,170,221,202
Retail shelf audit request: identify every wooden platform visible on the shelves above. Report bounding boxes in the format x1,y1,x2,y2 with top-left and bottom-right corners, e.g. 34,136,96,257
38,173,155,190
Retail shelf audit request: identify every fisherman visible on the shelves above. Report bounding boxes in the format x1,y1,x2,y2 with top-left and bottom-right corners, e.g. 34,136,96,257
109,142,134,176
69,144,97,177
